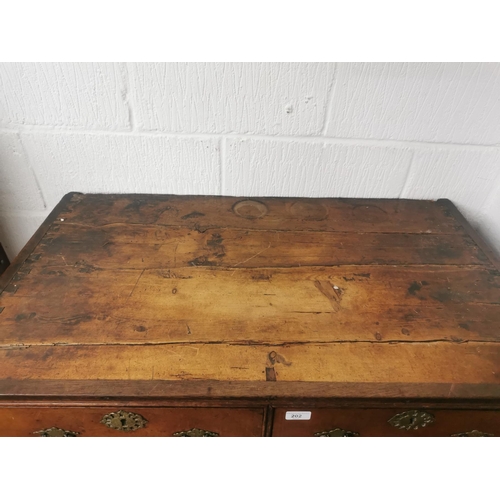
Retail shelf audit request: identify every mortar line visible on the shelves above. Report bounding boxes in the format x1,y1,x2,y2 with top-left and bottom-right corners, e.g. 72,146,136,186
320,62,337,136
3,124,499,152
17,131,47,210
219,136,226,195
399,150,416,198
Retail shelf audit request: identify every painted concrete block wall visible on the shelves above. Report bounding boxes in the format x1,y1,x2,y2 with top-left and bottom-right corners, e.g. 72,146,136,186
0,62,499,260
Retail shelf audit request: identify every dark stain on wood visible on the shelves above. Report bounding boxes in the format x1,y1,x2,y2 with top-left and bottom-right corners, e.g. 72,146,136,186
430,289,453,303
14,313,36,322
181,211,205,220
265,367,277,381
408,281,423,295
188,256,218,267
1,194,500,437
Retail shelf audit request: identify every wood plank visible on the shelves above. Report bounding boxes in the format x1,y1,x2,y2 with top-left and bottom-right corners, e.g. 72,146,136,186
34,223,490,268
1,266,499,345
0,342,499,384
2,380,500,402
1,194,499,405
57,194,466,235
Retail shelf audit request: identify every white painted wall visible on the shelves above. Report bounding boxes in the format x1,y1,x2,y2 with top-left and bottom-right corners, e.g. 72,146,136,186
0,62,499,260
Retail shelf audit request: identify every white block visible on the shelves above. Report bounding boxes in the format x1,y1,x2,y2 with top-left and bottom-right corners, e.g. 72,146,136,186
224,138,412,198
21,133,221,209
131,63,334,135
476,186,500,256
326,63,500,145
402,148,500,225
0,63,130,130
0,132,45,211
0,212,47,261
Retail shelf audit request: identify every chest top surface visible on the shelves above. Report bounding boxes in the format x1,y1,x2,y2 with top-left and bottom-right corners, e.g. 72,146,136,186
0,193,499,400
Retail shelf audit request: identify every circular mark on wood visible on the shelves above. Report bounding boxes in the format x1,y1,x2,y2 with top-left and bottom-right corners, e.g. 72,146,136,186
232,200,268,219
290,201,328,221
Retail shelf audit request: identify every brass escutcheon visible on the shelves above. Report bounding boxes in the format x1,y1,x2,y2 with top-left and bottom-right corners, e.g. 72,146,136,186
173,428,219,437
388,410,435,430
451,430,494,437
314,428,359,437
33,427,79,437
100,410,148,432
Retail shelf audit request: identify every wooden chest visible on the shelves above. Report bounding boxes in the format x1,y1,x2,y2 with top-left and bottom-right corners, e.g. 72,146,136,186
1,193,499,437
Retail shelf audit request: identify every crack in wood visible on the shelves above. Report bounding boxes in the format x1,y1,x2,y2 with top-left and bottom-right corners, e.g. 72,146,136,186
1,339,499,350
57,221,466,237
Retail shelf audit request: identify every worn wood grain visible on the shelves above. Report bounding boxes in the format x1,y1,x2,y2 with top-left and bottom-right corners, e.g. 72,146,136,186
0,342,498,385
0,193,499,424
32,223,491,269
2,380,500,403
1,266,499,345
57,194,466,234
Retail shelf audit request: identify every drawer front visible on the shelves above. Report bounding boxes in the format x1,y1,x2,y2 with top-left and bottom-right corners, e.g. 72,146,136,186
0,407,264,437
273,408,500,437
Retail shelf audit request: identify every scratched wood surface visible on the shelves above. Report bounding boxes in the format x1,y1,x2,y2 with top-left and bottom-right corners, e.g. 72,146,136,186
0,193,499,396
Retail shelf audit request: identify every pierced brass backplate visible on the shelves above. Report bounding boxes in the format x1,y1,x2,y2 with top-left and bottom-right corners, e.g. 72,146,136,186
314,428,359,437
451,430,494,437
173,428,219,437
100,410,148,432
388,410,435,430
33,427,79,437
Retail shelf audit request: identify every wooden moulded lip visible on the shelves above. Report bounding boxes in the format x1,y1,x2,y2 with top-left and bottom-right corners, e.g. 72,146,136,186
1,380,500,404
0,192,499,404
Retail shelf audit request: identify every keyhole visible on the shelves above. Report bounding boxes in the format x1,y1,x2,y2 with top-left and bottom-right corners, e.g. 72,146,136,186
121,418,127,427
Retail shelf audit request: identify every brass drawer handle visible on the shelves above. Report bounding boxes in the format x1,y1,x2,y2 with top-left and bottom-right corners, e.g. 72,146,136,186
314,428,359,437
173,428,219,437
100,410,148,432
34,427,79,437
388,410,434,430
451,430,494,437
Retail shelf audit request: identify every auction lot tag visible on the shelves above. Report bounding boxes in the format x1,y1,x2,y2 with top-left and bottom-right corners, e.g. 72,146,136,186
285,411,311,420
